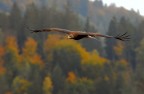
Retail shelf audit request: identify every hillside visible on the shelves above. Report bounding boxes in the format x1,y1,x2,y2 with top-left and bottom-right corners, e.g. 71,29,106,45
0,0,143,33
1,1,144,94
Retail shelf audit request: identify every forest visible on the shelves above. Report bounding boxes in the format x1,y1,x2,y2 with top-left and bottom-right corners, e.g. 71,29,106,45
0,0,144,94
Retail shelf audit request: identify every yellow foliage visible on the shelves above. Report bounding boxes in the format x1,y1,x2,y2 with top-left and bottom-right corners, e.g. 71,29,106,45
13,76,31,94
114,41,124,56
44,34,63,52
82,50,108,67
119,59,128,66
23,37,37,56
104,75,109,81
44,34,90,62
0,65,6,76
43,76,53,94
22,37,44,68
67,71,77,83
5,36,19,54
31,54,44,68
55,39,107,66
44,34,63,61
55,39,90,62
0,45,5,57
5,36,21,65
44,34,107,67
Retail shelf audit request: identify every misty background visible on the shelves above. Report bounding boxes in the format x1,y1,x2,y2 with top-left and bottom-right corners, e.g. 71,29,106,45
0,0,144,94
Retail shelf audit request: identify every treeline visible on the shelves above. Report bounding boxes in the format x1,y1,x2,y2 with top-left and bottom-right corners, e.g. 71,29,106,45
0,34,132,94
0,1,144,94
1,0,143,34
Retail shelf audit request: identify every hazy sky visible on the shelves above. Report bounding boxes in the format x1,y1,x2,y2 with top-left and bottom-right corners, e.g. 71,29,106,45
90,0,144,16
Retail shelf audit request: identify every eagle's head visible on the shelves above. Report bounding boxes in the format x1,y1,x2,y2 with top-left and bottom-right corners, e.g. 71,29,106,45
68,34,74,39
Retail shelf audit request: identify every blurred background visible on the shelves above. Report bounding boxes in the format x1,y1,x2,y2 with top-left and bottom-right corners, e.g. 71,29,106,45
0,0,144,94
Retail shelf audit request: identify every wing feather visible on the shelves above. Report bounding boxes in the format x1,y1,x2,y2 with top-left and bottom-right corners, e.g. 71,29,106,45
86,32,130,41
29,27,130,41
30,28,73,34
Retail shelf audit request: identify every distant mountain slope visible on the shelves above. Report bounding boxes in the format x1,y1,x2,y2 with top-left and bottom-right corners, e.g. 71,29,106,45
89,1,143,33
0,1,11,12
0,0,143,33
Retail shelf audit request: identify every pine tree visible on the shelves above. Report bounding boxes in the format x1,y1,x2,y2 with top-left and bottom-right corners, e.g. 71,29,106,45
62,0,81,30
105,17,118,61
9,2,22,31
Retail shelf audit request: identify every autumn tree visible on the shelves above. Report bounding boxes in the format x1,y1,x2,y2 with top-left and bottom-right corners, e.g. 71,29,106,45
4,36,20,89
44,34,88,74
65,77,95,94
0,45,8,94
80,50,108,79
22,37,44,94
43,75,53,94
67,71,77,84
12,76,31,94
114,41,124,59
0,45,6,76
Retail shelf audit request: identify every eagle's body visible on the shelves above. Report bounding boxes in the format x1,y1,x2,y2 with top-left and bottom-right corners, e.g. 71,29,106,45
30,28,130,41
69,34,89,40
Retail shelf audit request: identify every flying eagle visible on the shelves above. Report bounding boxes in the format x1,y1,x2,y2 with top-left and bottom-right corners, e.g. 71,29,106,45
29,28,130,41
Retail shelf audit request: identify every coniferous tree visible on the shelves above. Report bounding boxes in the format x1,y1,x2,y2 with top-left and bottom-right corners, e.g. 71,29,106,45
0,13,9,30
105,17,118,61
9,2,22,32
79,0,89,16
52,65,65,94
62,0,81,30
118,17,137,69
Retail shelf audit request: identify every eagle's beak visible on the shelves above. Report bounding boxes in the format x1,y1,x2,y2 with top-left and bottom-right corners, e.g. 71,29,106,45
67,35,71,39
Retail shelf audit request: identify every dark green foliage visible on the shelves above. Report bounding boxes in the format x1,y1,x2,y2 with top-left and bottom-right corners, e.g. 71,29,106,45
9,2,22,32
51,65,65,94
105,17,118,61
0,1,144,94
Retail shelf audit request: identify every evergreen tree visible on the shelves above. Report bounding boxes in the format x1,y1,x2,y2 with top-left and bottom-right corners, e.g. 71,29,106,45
0,13,9,30
9,2,22,32
51,65,65,94
62,0,81,30
118,17,137,69
79,0,89,16
135,39,144,94
105,17,118,61
17,3,40,51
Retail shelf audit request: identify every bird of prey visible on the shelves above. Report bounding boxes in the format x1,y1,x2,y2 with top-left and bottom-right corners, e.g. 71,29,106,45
29,28,130,41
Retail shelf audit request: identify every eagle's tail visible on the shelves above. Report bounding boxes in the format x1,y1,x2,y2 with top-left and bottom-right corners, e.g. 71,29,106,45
114,32,130,41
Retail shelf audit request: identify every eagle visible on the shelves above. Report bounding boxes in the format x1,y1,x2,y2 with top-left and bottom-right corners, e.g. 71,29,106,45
29,28,130,41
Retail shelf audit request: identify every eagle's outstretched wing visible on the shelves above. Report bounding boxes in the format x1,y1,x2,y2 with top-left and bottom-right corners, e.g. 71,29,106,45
87,32,130,41
28,27,73,34
28,27,130,41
